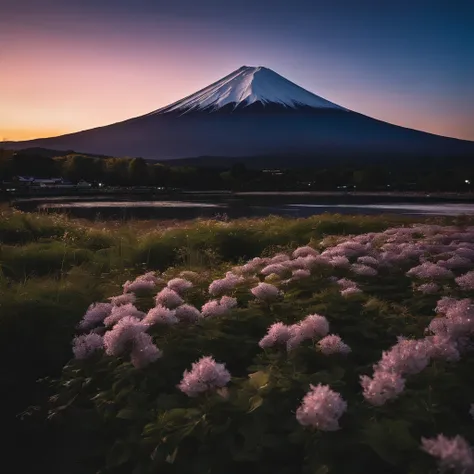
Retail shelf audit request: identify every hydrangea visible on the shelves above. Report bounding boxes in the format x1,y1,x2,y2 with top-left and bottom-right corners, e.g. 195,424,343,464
421,435,474,473
292,269,311,280
336,278,358,290
360,370,406,406
287,314,329,351
175,304,201,322
425,335,460,362
357,255,379,267
208,273,244,296
251,282,280,301
123,272,160,293
416,282,440,294
456,271,474,291
259,322,291,349
103,303,145,327
79,302,113,330
201,296,237,318
351,264,378,277
108,293,136,306
129,332,162,369
103,316,148,356
341,287,362,297
296,384,347,431
292,246,319,258
155,288,184,308
260,263,289,276
178,356,231,397
406,262,454,280
167,278,193,294
142,305,178,326
329,256,350,268
72,333,104,359
317,334,351,355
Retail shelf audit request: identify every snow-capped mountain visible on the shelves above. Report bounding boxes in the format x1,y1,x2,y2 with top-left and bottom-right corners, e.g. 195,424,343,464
153,66,346,114
3,65,474,166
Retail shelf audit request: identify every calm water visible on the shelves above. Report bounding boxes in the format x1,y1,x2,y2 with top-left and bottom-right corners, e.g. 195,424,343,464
13,195,474,220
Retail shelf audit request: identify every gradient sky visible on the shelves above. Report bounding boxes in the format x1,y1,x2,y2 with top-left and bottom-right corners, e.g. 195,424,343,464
1,0,473,141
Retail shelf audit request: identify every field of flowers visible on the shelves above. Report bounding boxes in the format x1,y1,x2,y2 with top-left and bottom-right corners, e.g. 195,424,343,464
31,222,474,474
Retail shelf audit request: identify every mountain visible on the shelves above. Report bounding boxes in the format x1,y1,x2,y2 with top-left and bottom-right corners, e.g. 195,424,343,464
3,66,474,167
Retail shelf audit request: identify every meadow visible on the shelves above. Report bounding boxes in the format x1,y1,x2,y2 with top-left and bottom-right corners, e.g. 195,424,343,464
2,208,474,474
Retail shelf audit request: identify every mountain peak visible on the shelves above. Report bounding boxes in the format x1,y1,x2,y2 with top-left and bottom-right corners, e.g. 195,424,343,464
153,65,347,115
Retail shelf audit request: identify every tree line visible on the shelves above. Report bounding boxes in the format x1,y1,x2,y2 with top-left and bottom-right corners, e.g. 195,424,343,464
1,149,473,192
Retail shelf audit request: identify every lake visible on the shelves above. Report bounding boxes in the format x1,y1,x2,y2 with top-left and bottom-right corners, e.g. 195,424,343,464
11,193,474,220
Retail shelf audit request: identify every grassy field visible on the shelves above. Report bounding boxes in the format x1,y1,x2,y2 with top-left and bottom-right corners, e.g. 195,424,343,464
2,209,474,473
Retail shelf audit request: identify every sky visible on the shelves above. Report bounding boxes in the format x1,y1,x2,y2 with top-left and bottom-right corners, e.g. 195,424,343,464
0,0,473,142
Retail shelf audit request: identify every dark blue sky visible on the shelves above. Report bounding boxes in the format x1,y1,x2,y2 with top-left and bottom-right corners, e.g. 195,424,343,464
1,0,473,140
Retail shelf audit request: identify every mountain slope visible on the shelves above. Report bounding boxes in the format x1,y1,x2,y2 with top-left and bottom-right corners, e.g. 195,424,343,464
3,66,474,166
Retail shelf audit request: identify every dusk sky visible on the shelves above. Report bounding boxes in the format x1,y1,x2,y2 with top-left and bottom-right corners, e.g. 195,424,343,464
1,0,473,142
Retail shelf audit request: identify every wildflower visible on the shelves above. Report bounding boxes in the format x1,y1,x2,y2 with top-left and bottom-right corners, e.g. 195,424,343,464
72,333,104,359
317,334,351,355
79,302,113,330
175,304,201,322
360,370,405,406
143,305,178,326
103,303,145,327
287,314,329,351
292,246,319,258
108,293,136,306
129,332,162,369
456,271,474,291
351,264,378,277
178,356,231,397
251,282,280,301
259,322,291,349
155,288,184,308
103,316,147,356
292,269,311,279
167,278,193,294
296,384,347,431
421,434,474,473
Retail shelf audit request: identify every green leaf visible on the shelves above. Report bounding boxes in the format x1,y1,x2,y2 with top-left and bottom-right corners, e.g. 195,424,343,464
248,371,270,391
116,408,136,420
248,395,264,413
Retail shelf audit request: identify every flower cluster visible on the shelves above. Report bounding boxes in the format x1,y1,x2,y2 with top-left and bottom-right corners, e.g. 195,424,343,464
201,296,237,318
178,356,231,397
296,384,347,431
251,282,280,301
317,334,351,355
208,272,244,296
123,271,160,293
167,277,193,293
421,435,474,473
155,288,184,308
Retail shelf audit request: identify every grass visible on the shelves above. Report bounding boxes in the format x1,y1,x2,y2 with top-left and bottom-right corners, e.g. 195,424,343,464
2,208,474,473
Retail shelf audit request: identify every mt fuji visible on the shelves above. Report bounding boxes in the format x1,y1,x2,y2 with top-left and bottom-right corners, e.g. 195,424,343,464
3,66,474,167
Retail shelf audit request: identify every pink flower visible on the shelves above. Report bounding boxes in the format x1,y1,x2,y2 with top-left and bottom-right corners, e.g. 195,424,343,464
425,335,460,362
123,278,156,293
143,305,178,326
251,282,280,301
72,333,104,359
178,356,231,397
208,273,244,296
79,302,113,330
259,322,291,349
421,435,474,473
357,256,379,267
234,257,268,275
376,337,431,376
287,314,329,351
341,287,362,297
201,296,237,318
103,316,147,356
351,263,378,277
336,278,358,290
317,334,351,355
438,256,472,270
167,278,193,294
360,370,405,406
108,293,136,306
175,304,201,322
129,332,162,368
292,269,311,279
329,256,350,268
103,303,145,327
406,262,454,280
155,288,184,308
456,271,474,291
261,263,289,276
296,384,347,431
269,253,290,264
292,246,319,258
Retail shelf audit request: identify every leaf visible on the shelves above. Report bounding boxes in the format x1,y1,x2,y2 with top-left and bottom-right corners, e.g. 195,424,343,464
165,447,179,464
248,395,264,413
116,408,136,420
248,371,270,391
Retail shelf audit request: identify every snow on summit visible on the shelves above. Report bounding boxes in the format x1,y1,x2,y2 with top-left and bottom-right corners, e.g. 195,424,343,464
154,66,347,114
